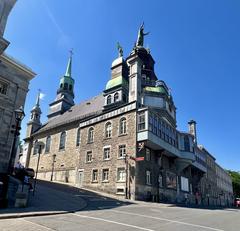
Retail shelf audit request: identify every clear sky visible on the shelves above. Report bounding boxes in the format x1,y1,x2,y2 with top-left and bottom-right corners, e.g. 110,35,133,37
4,0,240,171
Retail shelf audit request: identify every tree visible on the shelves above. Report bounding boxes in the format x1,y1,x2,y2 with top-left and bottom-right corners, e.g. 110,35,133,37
227,170,240,197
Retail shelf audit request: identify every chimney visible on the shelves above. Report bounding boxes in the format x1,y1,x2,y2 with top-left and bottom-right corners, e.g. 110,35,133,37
188,120,197,144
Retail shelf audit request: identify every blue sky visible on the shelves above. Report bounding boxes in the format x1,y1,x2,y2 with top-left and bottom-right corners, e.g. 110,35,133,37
4,0,240,171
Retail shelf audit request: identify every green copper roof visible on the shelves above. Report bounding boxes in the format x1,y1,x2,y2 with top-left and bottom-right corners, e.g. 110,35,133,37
105,76,128,90
65,56,72,77
144,86,168,94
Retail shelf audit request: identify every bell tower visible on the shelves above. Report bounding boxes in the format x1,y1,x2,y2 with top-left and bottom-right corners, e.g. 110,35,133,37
48,52,75,119
26,91,42,138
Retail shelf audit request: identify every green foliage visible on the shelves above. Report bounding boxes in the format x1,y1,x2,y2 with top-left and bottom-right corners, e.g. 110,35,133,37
227,170,240,197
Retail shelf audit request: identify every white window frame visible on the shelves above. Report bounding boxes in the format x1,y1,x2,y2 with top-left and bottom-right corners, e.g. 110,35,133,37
118,144,126,159
117,167,126,182
103,146,111,160
146,170,151,185
102,169,109,182
86,151,93,163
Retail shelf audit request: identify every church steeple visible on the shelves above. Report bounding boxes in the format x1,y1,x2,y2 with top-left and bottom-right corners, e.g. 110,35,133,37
48,52,75,119
26,90,42,137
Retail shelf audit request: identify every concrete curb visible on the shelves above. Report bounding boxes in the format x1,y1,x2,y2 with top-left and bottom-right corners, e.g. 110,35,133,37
0,198,88,220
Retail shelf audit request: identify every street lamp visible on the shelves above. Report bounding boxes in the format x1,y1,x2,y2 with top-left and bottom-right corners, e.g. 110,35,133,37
33,140,44,196
50,154,56,181
8,106,25,174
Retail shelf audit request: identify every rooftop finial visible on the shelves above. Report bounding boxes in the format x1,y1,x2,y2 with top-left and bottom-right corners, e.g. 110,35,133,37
65,49,73,77
136,22,149,47
117,42,123,57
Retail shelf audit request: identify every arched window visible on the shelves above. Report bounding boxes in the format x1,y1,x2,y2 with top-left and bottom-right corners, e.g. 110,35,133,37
69,84,72,91
64,83,68,90
59,131,66,150
76,128,81,146
114,92,119,102
88,127,94,143
105,122,112,138
119,117,127,135
184,135,190,152
107,95,112,105
45,136,51,153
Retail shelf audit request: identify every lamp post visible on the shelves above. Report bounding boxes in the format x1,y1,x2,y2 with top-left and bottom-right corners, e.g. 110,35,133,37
33,140,44,196
50,154,56,181
8,106,25,174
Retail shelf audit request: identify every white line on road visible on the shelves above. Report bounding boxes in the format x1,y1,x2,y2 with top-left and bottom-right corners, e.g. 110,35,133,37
112,210,224,231
71,213,155,231
21,218,56,231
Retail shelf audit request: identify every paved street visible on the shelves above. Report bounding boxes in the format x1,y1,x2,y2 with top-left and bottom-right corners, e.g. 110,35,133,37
0,181,239,231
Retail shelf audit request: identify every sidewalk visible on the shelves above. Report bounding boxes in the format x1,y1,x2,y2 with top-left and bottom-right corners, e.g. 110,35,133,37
0,180,87,219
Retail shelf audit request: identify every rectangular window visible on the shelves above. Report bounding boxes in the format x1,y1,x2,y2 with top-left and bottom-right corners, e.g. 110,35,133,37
146,148,151,161
118,145,126,159
0,80,8,95
153,117,158,134
103,147,110,160
138,112,146,131
117,168,126,182
149,115,153,132
92,169,98,182
102,169,109,182
146,170,151,185
86,151,92,163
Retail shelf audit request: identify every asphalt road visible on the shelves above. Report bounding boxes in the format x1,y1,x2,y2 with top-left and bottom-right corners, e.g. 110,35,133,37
0,182,239,231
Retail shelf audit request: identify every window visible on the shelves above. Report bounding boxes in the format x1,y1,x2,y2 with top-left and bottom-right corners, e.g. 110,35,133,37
59,131,66,150
0,80,8,95
45,136,51,153
0,108,4,123
102,169,109,182
184,135,190,152
149,115,153,132
86,151,93,162
146,148,151,161
158,173,163,188
114,92,119,102
103,147,110,160
118,145,126,159
64,83,68,90
69,84,72,91
107,95,112,105
119,117,127,135
138,112,146,131
122,94,127,102
105,122,112,138
33,145,38,155
146,170,151,185
92,169,98,182
88,127,94,143
76,128,81,146
117,168,126,182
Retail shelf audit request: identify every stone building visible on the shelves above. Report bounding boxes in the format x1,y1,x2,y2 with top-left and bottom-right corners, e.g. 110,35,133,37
25,25,233,204
0,0,36,205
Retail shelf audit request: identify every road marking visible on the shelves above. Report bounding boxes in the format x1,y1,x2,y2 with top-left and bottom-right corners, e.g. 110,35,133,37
71,213,155,231
21,218,56,231
112,210,224,231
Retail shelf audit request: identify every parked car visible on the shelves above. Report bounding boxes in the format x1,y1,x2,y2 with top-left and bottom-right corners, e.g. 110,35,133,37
235,198,240,207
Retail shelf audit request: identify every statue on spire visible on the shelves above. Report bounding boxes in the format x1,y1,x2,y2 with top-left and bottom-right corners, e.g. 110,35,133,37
136,22,149,47
117,42,123,57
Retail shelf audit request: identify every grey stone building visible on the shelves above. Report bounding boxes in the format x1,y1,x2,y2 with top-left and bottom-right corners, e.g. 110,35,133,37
25,25,233,204
0,0,36,204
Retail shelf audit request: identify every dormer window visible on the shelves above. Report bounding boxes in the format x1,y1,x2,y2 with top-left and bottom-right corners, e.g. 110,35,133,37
114,92,119,102
107,95,112,105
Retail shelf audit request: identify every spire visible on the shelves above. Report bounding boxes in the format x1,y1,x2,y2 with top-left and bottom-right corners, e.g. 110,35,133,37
35,89,40,107
65,49,73,77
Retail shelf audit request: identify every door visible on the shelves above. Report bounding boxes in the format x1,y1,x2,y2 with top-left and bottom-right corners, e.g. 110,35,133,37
78,170,84,188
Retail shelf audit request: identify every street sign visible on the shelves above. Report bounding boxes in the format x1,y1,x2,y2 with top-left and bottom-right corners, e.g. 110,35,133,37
135,157,145,161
